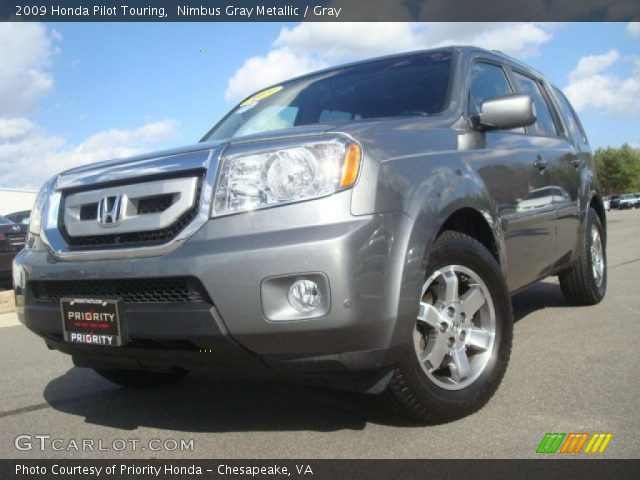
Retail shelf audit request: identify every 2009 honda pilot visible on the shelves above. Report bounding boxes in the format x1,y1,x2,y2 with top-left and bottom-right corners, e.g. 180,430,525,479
14,47,607,422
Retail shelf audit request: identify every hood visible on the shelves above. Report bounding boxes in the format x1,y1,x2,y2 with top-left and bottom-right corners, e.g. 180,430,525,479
60,123,341,179
55,124,339,191
55,115,454,190
59,139,228,179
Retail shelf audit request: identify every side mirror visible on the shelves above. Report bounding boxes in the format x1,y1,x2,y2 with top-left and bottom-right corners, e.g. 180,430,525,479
472,93,536,131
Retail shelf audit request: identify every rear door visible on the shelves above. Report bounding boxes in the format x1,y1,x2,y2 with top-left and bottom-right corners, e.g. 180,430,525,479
508,69,580,269
548,86,591,259
466,60,556,291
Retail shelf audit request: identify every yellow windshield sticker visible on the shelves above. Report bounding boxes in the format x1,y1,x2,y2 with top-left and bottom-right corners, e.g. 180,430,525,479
240,85,283,107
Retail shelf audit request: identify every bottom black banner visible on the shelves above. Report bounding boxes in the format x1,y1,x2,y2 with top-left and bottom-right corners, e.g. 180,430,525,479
2,459,640,480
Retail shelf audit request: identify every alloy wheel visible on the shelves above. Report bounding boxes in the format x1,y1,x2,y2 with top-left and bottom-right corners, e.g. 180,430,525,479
590,225,604,287
413,265,496,390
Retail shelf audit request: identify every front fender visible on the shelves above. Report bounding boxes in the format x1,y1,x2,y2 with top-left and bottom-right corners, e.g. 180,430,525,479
379,153,505,350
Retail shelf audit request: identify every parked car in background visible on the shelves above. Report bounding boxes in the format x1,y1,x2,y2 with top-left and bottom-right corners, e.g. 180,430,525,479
610,195,620,209
633,193,640,208
618,194,636,209
13,47,608,422
603,196,611,211
0,216,27,287
4,210,31,226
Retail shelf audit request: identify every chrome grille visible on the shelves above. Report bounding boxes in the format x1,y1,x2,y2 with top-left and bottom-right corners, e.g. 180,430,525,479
137,194,174,215
40,147,220,260
79,204,98,220
60,173,204,250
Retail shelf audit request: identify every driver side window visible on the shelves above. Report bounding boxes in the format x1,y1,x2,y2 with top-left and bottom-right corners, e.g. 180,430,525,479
468,62,513,116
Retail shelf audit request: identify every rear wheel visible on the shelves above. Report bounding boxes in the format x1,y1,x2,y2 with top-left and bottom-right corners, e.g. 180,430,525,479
383,231,513,423
559,208,607,306
93,367,188,388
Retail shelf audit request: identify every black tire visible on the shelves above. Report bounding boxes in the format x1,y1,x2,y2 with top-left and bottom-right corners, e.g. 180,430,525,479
559,208,607,306
383,231,513,423
93,367,188,388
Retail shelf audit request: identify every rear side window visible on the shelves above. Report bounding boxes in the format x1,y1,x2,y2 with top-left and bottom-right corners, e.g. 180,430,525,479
552,86,587,143
468,62,513,115
512,71,558,137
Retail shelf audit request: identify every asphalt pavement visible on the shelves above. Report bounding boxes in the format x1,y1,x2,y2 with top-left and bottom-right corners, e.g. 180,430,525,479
0,208,638,459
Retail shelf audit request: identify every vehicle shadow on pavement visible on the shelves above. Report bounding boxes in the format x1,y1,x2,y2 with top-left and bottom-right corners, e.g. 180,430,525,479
43,368,412,432
42,280,568,433
511,279,568,323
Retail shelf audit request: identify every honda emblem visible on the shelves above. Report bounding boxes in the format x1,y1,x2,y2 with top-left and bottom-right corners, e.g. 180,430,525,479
98,195,123,226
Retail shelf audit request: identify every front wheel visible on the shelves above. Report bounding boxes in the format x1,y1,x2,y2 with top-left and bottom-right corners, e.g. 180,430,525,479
383,231,513,423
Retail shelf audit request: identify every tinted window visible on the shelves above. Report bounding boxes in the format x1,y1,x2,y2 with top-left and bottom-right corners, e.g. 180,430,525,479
318,109,360,123
233,106,299,138
468,62,513,115
6,211,30,224
206,51,452,140
512,72,558,137
552,86,587,143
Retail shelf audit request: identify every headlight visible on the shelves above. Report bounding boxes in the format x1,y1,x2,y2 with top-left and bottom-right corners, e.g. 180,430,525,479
28,177,55,236
212,137,361,217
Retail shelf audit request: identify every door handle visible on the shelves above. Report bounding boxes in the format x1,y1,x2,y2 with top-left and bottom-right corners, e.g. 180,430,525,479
534,156,548,170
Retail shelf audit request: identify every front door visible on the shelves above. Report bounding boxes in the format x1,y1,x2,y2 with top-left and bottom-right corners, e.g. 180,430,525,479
509,71,582,269
467,60,556,291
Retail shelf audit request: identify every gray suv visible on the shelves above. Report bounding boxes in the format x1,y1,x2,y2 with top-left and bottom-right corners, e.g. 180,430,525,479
14,47,607,422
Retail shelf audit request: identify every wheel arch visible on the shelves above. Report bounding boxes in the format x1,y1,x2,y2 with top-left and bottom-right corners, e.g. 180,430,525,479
388,195,506,349
588,193,607,244
436,207,501,264
426,191,506,276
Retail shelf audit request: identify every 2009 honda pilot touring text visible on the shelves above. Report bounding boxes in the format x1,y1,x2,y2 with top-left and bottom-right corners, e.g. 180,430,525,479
14,47,607,422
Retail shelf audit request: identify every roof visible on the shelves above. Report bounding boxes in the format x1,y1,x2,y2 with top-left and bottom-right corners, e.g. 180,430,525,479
237,45,550,103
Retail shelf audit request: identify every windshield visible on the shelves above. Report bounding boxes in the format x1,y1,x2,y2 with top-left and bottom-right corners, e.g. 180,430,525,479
204,51,453,141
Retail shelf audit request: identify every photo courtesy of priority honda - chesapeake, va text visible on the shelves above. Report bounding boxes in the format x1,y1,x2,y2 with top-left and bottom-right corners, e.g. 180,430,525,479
14,46,608,423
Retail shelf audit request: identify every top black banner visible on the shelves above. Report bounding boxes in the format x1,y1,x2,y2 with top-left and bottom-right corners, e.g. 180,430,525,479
2,0,640,22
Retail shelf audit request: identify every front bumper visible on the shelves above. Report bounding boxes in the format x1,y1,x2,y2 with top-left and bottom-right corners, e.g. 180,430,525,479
14,193,420,391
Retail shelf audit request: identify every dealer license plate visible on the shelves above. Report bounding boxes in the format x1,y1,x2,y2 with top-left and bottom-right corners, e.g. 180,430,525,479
60,298,123,347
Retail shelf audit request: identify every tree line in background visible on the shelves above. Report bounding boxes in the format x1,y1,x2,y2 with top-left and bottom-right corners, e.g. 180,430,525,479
594,144,640,195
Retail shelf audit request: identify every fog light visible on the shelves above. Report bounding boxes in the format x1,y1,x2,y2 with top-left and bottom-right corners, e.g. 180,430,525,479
288,279,321,312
